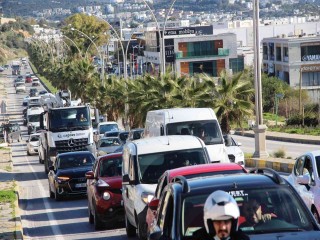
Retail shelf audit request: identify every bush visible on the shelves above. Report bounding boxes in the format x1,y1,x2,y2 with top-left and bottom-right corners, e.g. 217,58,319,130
273,148,286,158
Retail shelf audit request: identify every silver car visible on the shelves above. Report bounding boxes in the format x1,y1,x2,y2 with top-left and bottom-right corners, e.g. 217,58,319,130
27,133,40,155
96,137,122,156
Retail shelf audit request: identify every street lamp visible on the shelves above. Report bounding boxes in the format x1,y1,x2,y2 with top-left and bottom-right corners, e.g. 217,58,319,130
90,15,127,79
62,34,81,54
70,27,104,81
252,0,268,158
141,0,163,75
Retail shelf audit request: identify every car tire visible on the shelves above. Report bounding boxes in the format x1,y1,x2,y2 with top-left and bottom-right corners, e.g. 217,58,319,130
312,208,320,224
94,206,104,230
88,201,94,224
138,220,147,240
125,214,136,238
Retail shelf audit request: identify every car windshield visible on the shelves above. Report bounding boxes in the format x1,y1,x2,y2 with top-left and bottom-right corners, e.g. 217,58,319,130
181,187,315,237
98,138,121,147
99,157,122,177
138,149,207,184
49,107,91,130
58,154,95,169
99,124,119,134
28,114,40,123
30,135,39,141
166,120,223,145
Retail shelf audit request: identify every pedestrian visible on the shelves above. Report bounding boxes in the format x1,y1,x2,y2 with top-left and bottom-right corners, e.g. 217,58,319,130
193,190,249,240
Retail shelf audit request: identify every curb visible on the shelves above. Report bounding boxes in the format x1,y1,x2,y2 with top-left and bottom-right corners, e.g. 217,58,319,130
245,157,295,173
234,131,320,145
9,147,24,240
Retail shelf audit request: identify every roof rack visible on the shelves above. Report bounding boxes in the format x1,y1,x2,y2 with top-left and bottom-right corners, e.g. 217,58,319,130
249,167,285,184
171,175,190,193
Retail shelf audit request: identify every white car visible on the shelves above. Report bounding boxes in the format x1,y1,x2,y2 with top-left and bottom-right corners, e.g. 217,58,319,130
27,133,40,155
15,82,26,93
287,150,320,223
225,136,245,166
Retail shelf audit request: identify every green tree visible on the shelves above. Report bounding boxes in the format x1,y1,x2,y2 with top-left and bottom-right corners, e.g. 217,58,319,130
213,71,254,133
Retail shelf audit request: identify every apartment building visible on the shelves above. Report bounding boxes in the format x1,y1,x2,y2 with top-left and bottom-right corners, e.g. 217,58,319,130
262,34,320,102
174,33,243,77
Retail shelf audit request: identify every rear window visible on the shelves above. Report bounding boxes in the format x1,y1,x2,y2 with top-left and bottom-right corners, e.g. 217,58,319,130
138,149,207,184
181,187,315,237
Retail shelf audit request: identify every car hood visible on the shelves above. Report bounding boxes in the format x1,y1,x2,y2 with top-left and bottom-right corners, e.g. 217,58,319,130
100,176,122,189
98,146,120,154
57,166,93,178
250,231,320,240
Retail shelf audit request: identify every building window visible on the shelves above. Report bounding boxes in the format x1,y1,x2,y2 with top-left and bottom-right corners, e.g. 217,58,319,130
301,45,320,61
276,47,281,61
229,56,244,73
263,43,268,60
269,43,274,60
284,47,289,62
302,72,320,86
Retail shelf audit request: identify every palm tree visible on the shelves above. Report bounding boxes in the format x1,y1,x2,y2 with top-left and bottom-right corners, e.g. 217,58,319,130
213,70,254,134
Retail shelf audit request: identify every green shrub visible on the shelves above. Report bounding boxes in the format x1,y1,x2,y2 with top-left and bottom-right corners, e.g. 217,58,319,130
273,148,286,158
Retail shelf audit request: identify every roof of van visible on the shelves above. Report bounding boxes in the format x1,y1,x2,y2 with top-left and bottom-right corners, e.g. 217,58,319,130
128,135,205,155
147,108,217,122
98,121,118,126
27,107,44,114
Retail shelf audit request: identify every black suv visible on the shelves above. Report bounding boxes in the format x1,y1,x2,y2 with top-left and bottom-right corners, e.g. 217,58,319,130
29,88,38,97
149,168,320,240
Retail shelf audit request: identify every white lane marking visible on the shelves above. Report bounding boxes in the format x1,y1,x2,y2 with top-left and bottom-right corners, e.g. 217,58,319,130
24,156,64,240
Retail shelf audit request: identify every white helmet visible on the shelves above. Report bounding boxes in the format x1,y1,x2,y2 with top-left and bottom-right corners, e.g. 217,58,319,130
204,190,240,236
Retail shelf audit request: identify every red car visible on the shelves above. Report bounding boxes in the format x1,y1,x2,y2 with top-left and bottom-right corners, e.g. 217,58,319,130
25,75,32,83
146,163,247,234
86,153,123,230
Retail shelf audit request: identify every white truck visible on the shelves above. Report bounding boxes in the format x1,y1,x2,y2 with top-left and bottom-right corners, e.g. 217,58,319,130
27,106,44,135
143,108,230,163
11,61,21,75
39,90,96,173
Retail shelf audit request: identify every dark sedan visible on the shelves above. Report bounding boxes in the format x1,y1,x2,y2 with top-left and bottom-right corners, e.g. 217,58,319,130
48,151,96,201
86,153,123,230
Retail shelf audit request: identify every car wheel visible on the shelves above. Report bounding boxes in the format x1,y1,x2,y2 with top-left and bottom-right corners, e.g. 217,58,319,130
312,208,320,224
88,201,94,224
54,187,62,201
125,214,136,238
138,220,147,240
94,205,104,230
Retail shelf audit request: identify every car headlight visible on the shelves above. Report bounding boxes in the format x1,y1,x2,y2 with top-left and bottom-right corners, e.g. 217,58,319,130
141,192,154,204
57,176,70,183
102,192,111,200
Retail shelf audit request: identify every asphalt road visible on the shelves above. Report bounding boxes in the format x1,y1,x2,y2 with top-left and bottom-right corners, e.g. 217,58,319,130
1,63,313,239
232,135,319,159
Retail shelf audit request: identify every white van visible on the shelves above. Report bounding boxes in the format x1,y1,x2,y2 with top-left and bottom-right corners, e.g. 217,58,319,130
144,108,229,163
27,106,44,134
94,121,119,142
122,135,210,239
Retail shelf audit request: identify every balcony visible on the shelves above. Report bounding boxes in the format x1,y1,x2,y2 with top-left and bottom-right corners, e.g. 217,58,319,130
175,48,229,59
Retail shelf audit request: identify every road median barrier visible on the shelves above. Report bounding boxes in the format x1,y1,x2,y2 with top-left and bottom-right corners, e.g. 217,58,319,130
245,157,295,173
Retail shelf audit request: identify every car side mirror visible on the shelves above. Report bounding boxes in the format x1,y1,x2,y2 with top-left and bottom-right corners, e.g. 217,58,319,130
224,134,232,147
123,174,135,185
297,174,311,185
85,171,95,179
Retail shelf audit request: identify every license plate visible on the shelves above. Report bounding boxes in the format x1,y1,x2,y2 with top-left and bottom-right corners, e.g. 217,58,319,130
75,183,86,188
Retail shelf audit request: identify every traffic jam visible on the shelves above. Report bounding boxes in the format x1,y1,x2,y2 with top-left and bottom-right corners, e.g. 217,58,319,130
4,58,320,240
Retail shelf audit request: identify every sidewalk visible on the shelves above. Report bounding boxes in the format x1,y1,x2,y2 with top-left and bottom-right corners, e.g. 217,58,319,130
0,144,23,240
